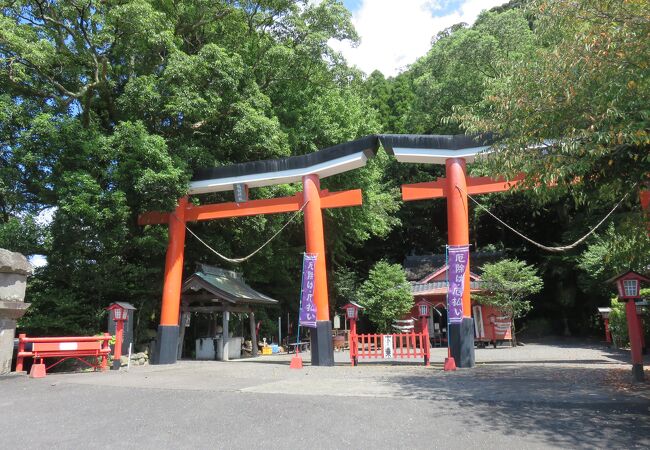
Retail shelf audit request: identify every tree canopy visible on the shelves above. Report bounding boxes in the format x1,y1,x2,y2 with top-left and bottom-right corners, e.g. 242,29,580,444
357,260,413,333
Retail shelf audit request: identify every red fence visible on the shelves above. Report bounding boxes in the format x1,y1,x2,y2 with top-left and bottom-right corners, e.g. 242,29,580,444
349,331,430,366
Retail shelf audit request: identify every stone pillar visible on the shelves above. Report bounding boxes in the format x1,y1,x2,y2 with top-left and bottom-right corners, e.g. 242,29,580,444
222,310,230,362
0,249,32,375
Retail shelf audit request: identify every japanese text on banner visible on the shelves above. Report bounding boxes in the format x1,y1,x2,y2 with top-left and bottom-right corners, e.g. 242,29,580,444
447,245,469,324
299,253,318,328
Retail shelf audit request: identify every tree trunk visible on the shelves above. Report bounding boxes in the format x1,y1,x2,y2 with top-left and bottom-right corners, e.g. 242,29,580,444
562,315,571,337
511,318,517,347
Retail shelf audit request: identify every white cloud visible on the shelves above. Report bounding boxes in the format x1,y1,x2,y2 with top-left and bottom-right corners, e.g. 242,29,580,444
331,0,511,77
28,254,48,268
35,206,56,226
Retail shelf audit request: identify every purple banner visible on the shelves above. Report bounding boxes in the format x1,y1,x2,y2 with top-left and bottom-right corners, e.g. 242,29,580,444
299,253,318,328
447,245,470,324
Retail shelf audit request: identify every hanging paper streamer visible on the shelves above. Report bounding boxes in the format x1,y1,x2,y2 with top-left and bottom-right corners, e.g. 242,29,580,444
447,245,470,324
299,253,318,328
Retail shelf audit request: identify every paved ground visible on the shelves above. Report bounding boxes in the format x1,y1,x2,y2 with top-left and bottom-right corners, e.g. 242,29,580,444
2,339,649,449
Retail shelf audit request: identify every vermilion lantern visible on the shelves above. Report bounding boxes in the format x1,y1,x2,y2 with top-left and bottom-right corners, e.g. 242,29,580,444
606,270,649,382
607,271,650,300
107,302,136,322
341,302,362,320
105,302,136,370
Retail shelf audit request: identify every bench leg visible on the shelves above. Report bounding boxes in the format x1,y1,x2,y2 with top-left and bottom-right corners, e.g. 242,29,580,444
30,359,46,378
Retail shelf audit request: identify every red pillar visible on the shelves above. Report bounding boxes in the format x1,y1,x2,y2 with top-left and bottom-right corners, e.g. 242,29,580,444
302,175,329,321
161,197,188,326
446,159,471,317
349,318,357,366
641,190,650,235
154,196,188,364
626,300,644,381
604,318,612,344
445,158,475,368
302,174,334,365
112,320,124,370
420,315,430,366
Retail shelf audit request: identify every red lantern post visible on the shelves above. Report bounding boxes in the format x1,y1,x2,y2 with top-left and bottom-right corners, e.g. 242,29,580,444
608,271,650,381
342,303,361,366
106,303,136,370
416,300,431,366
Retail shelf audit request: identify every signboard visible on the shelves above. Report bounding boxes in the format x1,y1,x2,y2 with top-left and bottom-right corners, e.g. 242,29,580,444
233,183,248,203
447,245,470,324
299,253,318,328
382,335,393,359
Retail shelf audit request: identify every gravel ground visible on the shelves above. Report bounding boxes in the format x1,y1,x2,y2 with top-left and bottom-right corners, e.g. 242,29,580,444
1,338,649,449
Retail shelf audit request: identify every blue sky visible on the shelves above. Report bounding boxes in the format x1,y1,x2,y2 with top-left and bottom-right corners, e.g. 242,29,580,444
344,0,465,16
331,0,511,76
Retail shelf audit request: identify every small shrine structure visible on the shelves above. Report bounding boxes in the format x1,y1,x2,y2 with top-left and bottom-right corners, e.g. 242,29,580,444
178,264,278,361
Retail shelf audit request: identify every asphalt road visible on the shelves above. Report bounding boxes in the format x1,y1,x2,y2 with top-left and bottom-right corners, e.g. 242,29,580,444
1,340,649,449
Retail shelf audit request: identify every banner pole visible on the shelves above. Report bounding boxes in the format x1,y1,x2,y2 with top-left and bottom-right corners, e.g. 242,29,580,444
446,245,451,359
296,253,305,352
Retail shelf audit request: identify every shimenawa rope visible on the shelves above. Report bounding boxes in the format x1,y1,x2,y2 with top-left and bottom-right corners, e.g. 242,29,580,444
457,184,633,253
179,200,309,263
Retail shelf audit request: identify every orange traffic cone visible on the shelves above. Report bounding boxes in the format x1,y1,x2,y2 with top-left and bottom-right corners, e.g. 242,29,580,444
30,363,46,378
443,356,457,371
290,354,303,369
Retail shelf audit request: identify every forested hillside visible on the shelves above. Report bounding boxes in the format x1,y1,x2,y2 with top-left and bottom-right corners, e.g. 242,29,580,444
1,0,648,340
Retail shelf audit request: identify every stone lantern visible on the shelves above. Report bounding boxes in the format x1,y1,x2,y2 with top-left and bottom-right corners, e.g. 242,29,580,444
0,249,33,375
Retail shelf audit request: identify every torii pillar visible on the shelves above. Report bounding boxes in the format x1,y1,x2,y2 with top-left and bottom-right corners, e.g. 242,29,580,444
303,174,334,366
402,161,522,368
140,178,361,366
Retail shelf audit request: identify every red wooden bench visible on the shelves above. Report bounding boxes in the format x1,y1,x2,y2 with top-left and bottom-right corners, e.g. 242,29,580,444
16,333,112,378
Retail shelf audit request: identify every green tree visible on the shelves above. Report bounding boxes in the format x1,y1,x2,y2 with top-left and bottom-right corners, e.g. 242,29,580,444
357,260,413,333
408,8,534,134
455,0,649,202
578,220,650,293
474,259,543,345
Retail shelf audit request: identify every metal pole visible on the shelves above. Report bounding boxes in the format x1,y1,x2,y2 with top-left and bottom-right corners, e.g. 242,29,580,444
278,316,281,346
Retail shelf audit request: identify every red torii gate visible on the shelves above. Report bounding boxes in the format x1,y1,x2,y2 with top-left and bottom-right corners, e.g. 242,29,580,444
140,138,377,365
382,134,521,367
401,166,521,367
386,134,649,368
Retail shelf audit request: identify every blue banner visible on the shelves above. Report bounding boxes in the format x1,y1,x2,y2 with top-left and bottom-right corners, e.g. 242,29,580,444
299,253,318,328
